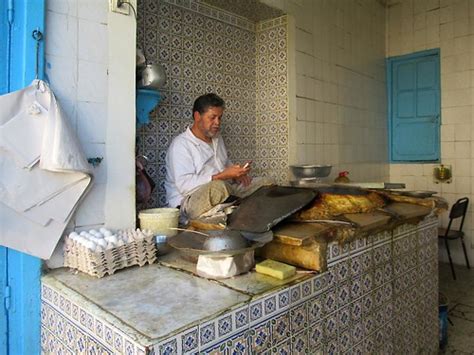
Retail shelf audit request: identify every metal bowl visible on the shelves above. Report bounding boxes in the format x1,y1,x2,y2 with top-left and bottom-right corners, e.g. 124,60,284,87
289,165,332,179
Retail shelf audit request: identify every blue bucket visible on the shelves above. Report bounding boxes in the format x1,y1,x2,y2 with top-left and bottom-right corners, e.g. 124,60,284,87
136,89,161,126
439,292,449,350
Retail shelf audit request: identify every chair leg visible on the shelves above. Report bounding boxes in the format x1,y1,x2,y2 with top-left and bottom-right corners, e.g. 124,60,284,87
460,237,471,270
445,239,456,280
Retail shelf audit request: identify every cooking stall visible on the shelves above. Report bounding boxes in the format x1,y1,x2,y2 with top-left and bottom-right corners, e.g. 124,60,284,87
36,0,443,354
41,182,444,354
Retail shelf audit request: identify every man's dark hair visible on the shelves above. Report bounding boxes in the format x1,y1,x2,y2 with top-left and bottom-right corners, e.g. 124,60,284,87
192,93,225,115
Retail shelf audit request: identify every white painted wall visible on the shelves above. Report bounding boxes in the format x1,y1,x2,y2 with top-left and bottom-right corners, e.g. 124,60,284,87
45,0,136,238
263,0,389,183
386,0,474,266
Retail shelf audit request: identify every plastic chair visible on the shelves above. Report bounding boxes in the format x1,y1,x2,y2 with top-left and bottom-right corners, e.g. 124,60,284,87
438,197,470,280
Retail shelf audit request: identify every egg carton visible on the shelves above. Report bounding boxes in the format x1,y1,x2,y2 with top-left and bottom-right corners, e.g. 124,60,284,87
63,234,157,278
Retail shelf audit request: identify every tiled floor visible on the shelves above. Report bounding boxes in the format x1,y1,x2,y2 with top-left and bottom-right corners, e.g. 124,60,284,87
439,262,474,354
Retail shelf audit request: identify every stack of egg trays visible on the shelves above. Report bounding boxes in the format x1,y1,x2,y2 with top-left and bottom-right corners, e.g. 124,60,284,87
63,234,157,278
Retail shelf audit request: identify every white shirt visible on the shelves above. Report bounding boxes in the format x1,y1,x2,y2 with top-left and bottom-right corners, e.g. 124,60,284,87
165,127,231,207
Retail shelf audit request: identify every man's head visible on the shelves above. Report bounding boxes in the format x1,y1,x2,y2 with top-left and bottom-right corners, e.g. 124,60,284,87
192,93,225,142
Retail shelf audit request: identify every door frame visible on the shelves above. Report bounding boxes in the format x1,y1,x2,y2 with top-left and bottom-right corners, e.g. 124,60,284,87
0,0,45,354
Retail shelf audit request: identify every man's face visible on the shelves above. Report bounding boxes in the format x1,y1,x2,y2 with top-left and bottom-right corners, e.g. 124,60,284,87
194,106,224,139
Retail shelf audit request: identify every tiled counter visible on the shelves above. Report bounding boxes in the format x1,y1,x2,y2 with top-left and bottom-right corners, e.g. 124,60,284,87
41,217,439,354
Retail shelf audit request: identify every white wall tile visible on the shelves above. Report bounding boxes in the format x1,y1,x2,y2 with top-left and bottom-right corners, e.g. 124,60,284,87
77,61,108,102
77,101,107,143
78,19,108,64
77,0,108,24
45,11,78,58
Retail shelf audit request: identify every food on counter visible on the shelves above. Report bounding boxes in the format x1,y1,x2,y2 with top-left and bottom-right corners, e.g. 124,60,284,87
375,190,448,213
293,191,386,220
67,228,153,252
256,259,296,280
261,239,327,271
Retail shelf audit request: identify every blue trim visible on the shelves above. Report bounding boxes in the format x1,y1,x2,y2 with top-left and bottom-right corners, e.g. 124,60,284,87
0,1,45,354
386,48,441,163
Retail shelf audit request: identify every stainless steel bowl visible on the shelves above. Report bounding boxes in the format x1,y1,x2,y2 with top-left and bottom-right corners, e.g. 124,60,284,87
138,63,167,90
290,165,332,179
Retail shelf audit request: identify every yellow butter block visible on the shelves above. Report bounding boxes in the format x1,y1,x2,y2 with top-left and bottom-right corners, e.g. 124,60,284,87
256,259,296,280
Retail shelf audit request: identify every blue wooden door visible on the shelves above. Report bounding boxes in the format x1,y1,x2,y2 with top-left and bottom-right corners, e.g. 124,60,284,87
388,49,440,162
0,0,45,353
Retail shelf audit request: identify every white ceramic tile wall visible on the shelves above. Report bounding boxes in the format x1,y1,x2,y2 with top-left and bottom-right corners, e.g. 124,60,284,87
264,0,389,183
387,0,474,265
45,0,109,233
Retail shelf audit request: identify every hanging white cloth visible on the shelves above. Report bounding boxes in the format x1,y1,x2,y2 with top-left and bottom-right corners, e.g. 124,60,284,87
0,80,92,259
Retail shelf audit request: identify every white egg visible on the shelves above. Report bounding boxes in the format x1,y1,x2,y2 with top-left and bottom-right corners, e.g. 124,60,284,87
96,239,107,248
95,233,104,239
103,230,112,237
69,232,79,238
79,231,88,236
89,229,98,234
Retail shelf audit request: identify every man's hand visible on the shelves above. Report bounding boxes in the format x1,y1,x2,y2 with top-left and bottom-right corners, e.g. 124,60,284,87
212,164,250,181
234,174,252,187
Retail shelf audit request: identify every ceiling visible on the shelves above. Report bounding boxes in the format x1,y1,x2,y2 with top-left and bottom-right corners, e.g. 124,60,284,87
198,0,285,22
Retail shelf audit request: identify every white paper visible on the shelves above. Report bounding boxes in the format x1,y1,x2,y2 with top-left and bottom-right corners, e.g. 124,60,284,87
0,80,92,259
196,251,254,279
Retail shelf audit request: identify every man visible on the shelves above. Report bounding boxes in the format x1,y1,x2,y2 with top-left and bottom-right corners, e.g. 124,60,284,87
165,93,271,221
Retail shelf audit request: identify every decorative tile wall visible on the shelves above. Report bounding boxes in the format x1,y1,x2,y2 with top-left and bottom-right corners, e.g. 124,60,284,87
40,284,147,355
136,0,289,207
42,218,439,354
256,17,290,184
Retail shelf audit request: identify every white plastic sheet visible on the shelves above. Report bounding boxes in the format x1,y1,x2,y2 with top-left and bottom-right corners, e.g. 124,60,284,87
0,80,92,259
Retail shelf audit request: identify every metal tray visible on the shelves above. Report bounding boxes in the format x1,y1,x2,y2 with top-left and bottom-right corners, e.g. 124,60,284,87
227,185,317,233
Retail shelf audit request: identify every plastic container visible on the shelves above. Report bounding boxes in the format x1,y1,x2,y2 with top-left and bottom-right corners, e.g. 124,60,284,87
439,292,449,350
138,208,179,237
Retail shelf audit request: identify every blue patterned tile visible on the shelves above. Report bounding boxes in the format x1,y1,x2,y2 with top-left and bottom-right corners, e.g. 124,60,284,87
339,328,352,353
200,321,217,347
217,315,233,338
182,327,198,352
290,330,308,354
278,290,290,309
307,295,324,324
249,320,271,352
308,321,323,349
289,303,307,334
114,332,124,352
271,339,291,355
322,289,338,315
234,306,249,330
270,312,290,345
312,273,327,295
289,285,301,304
249,301,263,323
264,296,277,316
338,306,351,330
301,280,312,298
351,320,364,344
337,281,351,306
323,314,338,340
325,337,339,355
160,337,179,355
350,276,363,300
362,273,373,293
227,331,249,355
